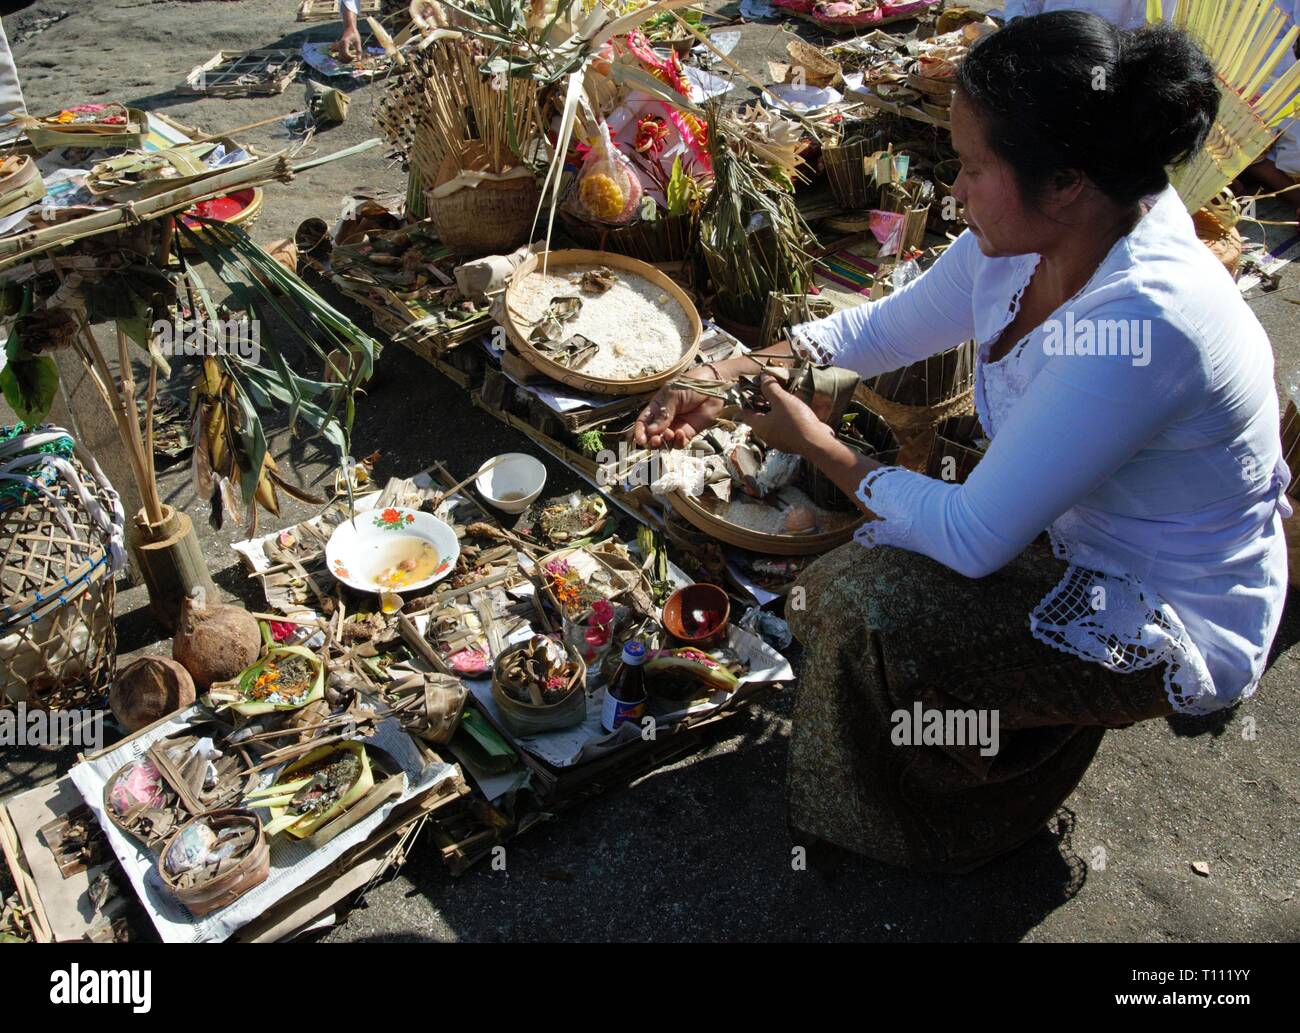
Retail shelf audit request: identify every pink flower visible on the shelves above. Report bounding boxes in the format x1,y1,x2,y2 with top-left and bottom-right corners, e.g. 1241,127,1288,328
269,621,296,643
591,599,615,626
584,625,610,649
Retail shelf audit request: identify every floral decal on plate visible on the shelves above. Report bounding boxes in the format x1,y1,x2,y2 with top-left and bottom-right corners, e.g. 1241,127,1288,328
373,507,415,530
332,559,351,579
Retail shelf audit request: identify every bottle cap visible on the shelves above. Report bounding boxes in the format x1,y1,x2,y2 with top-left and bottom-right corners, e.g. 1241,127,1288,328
621,640,646,665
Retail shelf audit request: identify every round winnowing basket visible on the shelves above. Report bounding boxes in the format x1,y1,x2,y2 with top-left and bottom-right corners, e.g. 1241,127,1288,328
666,408,899,556
0,426,126,706
501,249,702,396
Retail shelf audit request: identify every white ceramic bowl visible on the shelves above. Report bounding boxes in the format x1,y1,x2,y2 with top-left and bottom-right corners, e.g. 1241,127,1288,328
325,506,460,595
476,453,547,513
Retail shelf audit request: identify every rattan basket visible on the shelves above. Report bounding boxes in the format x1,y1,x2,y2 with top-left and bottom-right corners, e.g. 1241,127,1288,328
558,209,697,264
925,413,987,484
0,427,125,706
0,156,45,219
1192,203,1244,278
426,147,541,257
1283,399,1300,591
786,38,843,89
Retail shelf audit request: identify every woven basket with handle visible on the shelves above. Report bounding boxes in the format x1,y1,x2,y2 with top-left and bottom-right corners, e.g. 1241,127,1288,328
0,426,125,707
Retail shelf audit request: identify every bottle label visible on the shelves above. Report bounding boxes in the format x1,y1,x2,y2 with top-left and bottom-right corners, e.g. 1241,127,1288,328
601,688,646,733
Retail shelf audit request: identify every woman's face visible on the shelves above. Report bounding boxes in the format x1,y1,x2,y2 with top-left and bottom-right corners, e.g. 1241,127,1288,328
949,90,1057,258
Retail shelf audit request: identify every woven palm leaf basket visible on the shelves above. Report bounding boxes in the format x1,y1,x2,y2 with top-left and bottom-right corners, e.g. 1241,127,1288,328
1282,398,1299,590
0,425,127,707
857,338,978,470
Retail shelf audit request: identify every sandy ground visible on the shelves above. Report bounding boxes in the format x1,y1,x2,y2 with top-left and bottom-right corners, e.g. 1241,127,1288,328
1,0,1297,943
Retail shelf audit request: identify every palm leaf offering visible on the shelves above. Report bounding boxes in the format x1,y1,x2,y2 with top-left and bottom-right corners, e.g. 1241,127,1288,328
248,740,375,839
700,105,817,325
1149,0,1300,211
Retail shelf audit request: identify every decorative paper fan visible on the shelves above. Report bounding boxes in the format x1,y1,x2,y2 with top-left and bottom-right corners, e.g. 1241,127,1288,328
1149,0,1300,211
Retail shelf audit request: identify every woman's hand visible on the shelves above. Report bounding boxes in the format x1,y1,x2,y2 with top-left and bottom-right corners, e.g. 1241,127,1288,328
634,367,724,448
740,375,831,457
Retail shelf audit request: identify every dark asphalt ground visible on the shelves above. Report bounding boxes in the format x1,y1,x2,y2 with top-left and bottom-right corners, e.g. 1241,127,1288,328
1,0,1297,942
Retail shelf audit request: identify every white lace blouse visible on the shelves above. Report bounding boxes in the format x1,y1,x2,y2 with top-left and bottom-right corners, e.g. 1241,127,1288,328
791,185,1292,713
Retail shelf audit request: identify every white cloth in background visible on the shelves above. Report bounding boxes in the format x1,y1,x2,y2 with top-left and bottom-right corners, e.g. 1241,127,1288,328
0,17,26,144
999,0,1149,28
790,185,1291,714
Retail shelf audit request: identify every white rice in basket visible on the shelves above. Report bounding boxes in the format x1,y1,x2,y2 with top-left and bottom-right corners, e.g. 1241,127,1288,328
509,264,692,380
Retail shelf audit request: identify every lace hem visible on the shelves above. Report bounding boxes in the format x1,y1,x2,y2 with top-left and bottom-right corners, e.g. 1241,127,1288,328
1029,535,1222,714
852,466,914,549
789,321,836,365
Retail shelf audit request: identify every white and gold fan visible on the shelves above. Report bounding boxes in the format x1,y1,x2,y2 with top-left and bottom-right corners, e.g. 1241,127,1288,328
1149,0,1300,211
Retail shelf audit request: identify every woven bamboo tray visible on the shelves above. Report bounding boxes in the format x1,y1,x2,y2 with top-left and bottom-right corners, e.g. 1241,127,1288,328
501,249,702,397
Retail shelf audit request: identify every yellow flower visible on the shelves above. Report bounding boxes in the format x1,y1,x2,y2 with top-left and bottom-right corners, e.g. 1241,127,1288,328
579,172,625,221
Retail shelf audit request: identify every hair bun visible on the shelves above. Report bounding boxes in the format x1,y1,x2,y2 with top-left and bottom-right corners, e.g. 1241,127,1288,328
1115,24,1219,176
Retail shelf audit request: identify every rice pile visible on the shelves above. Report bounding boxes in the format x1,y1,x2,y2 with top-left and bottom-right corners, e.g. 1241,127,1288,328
510,263,692,380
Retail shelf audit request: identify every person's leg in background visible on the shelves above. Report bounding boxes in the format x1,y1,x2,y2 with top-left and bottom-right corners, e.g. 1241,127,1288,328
0,11,29,145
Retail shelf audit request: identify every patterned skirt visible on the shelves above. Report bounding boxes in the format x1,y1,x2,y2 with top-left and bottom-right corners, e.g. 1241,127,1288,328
785,536,1174,873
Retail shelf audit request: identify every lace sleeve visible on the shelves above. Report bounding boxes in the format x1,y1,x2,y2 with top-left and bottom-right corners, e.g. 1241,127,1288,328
787,229,981,376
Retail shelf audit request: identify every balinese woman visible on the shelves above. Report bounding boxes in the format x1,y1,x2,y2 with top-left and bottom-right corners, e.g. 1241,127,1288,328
634,13,1292,872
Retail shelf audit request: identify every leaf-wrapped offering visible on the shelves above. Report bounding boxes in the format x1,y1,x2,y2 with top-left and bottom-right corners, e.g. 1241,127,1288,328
212,645,325,717
252,740,374,838
157,809,270,917
22,102,148,152
102,757,188,849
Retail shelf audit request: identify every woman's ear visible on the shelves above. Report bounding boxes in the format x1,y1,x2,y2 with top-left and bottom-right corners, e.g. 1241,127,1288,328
1045,168,1088,209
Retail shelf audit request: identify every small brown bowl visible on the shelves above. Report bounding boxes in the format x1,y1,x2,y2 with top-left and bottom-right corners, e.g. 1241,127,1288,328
662,583,730,647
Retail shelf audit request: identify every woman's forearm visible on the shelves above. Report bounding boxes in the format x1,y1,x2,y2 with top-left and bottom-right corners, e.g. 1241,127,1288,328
702,340,797,382
801,424,883,511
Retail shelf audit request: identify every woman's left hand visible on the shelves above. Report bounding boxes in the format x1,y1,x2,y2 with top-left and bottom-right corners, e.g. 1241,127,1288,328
741,374,831,457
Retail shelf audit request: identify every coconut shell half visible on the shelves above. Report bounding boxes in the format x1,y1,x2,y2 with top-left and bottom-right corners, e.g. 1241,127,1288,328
111,657,197,732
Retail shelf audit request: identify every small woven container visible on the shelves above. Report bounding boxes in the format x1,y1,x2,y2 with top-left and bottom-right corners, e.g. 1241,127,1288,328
1192,204,1244,279
491,639,588,736
823,137,878,211
1282,400,1300,591
559,209,697,264
925,413,987,485
786,38,843,89
24,103,148,153
158,809,270,917
0,156,45,219
0,426,125,706
858,340,977,469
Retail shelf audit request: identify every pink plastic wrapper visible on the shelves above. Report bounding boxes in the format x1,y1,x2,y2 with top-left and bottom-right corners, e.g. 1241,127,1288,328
109,758,167,816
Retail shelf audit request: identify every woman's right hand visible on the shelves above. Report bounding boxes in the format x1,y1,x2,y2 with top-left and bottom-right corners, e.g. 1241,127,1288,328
633,369,724,448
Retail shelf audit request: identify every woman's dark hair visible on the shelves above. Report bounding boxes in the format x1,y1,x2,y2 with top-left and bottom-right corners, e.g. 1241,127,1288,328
954,11,1219,206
